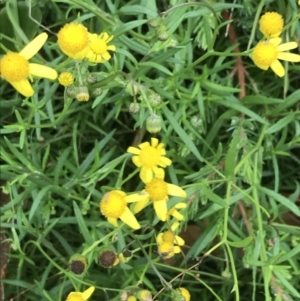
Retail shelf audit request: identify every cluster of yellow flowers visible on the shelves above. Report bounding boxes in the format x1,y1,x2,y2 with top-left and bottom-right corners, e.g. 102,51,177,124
99,137,187,230
251,12,300,77
0,22,115,98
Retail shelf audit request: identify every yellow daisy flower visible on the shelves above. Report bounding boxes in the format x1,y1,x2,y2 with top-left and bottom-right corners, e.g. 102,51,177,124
136,290,152,301
167,202,187,221
0,33,57,97
133,171,186,222
86,32,116,63
100,190,148,229
66,286,95,301
156,230,185,246
259,12,284,38
252,38,300,77
57,23,89,60
177,288,191,301
58,71,74,87
127,138,172,183
158,241,181,259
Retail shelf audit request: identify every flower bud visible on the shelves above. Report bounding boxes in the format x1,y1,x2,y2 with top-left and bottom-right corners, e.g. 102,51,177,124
76,86,89,102
171,288,191,301
146,114,162,133
92,88,102,97
135,290,152,301
58,71,74,87
148,91,162,108
125,82,139,96
157,24,169,41
66,85,77,98
129,102,140,114
69,254,87,276
148,16,161,28
86,74,97,84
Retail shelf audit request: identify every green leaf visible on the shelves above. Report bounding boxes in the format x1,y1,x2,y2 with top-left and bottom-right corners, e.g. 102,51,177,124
227,236,253,248
114,20,148,37
73,201,93,245
139,61,173,76
258,186,300,217
225,128,240,177
265,113,295,134
201,184,228,207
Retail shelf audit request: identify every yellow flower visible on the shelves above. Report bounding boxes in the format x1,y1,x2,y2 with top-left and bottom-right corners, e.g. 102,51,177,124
158,241,181,259
127,138,172,183
259,12,284,38
66,286,95,301
76,86,89,102
100,190,148,229
57,23,89,60
127,296,137,301
177,288,191,301
136,290,152,301
252,38,300,77
58,71,74,87
156,230,185,246
133,171,186,221
86,32,116,63
167,202,187,221
0,33,57,97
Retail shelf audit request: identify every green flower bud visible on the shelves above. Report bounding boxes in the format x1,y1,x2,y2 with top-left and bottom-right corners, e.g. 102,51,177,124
129,102,140,114
86,74,97,84
135,290,152,301
148,16,161,28
93,88,103,97
125,82,139,96
148,91,162,108
76,86,89,102
66,85,77,98
157,24,169,41
146,114,162,134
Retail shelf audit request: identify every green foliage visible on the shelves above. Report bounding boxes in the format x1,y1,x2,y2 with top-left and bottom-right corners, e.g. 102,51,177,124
0,0,300,301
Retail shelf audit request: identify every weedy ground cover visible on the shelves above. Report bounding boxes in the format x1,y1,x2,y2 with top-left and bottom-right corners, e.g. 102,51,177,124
0,1,300,301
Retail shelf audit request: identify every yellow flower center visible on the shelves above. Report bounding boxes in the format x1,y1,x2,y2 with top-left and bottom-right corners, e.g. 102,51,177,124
158,241,174,258
57,23,89,56
252,41,278,68
259,12,284,38
100,191,126,218
139,145,161,168
66,292,85,301
162,231,175,243
58,71,74,87
145,178,168,201
89,38,108,55
0,52,29,81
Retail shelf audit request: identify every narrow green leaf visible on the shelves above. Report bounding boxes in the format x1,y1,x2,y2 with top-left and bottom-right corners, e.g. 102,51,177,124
225,128,240,177
139,61,173,76
227,236,253,248
114,20,147,37
54,147,72,184
258,186,300,217
201,184,228,207
265,113,295,134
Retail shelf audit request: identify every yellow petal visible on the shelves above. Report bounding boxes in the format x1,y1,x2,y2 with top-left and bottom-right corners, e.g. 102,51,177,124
277,52,300,62
10,79,34,97
173,246,181,254
156,233,164,244
133,197,150,213
158,156,172,167
277,42,298,52
151,137,159,147
102,51,111,60
139,141,150,149
107,45,116,51
107,217,118,227
153,200,167,221
175,202,187,209
82,286,95,300
167,184,186,197
125,192,149,203
153,167,165,179
29,63,58,80
171,221,180,231
171,210,184,221
269,37,282,47
140,167,153,183
132,156,142,167
127,146,141,155
101,32,109,41
120,207,140,229
270,60,285,77
19,32,48,59
88,33,98,41
174,235,185,246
